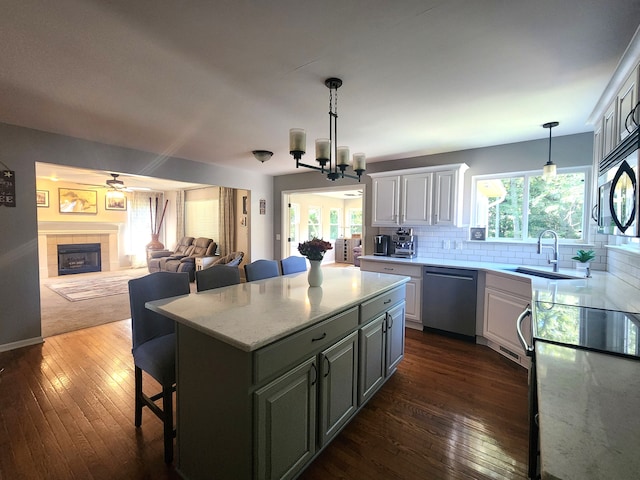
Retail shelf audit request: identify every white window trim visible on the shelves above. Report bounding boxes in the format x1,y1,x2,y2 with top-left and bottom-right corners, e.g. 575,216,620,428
470,166,592,244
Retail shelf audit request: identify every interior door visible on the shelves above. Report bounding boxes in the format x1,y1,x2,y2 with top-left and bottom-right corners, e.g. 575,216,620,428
287,198,300,257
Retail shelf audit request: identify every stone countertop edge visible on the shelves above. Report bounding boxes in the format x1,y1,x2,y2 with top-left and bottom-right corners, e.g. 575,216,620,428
146,269,410,352
536,342,640,480
358,255,640,314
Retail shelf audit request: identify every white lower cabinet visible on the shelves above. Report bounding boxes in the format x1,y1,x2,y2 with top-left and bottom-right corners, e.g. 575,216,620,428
359,260,422,329
483,272,531,368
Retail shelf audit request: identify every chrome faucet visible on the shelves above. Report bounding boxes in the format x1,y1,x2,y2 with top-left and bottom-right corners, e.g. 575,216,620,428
537,229,559,272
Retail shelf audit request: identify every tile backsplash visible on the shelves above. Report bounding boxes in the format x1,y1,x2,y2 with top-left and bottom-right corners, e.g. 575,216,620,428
379,225,640,287
378,225,609,272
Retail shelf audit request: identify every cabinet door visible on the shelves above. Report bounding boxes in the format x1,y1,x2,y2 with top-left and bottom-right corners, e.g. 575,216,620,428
318,331,358,447
602,100,617,157
433,169,456,225
401,173,432,225
358,315,386,404
404,278,419,321
372,176,400,226
483,287,530,362
617,67,638,142
385,302,406,376
255,357,317,480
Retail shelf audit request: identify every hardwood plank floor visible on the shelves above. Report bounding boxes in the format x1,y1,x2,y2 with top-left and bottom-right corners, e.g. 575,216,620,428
0,321,529,479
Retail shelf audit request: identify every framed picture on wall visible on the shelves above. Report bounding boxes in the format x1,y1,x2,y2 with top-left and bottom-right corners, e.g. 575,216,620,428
58,188,98,214
105,191,127,211
36,190,49,207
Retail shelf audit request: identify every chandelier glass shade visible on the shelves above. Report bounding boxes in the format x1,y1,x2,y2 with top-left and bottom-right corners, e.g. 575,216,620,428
289,78,365,181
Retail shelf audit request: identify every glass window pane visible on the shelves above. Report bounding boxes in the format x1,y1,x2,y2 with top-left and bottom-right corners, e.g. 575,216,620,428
527,172,586,240
486,177,524,240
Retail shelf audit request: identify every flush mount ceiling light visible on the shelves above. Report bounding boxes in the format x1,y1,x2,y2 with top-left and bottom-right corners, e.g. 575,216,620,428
289,78,365,182
542,121,559,180
252,150,273,163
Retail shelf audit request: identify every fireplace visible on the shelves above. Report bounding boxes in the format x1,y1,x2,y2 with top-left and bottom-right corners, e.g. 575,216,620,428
57,243,102,275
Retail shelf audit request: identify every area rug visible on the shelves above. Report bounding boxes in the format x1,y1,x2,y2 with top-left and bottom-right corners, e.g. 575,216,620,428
46,274,137,302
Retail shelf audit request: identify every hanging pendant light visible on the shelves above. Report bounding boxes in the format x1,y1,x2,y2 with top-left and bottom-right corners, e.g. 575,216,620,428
542,121,559,180
289,78,365,182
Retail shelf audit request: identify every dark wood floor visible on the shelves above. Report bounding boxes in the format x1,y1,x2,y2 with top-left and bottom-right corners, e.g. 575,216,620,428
0,321,529,479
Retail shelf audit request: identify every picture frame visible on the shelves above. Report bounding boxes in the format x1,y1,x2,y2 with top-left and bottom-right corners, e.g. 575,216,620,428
58,188,98,214
36,190,49,207
105,191,127,211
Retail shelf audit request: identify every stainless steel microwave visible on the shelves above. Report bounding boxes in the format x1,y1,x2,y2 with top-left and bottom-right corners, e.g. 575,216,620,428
597,129,639,236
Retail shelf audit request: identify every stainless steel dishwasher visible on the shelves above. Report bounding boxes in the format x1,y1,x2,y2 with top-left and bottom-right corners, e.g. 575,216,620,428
422,266,478,338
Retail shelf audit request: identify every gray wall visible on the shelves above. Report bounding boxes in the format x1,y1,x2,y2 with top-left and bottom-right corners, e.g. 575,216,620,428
0,122,273,350
273,132,594,257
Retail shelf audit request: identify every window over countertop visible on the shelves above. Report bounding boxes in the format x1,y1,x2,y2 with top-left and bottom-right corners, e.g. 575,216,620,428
471,166,592,243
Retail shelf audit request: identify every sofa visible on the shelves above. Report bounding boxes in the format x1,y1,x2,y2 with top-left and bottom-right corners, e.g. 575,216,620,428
148,236,194,273
149,237,217,281
205,251,244,268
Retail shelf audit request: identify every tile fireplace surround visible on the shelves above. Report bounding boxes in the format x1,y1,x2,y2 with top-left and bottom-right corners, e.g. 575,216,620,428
37,222,121,278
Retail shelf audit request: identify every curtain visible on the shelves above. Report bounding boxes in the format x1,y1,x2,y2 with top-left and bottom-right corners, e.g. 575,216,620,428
125,192,164,268
219,187,235,256
175,189,185,244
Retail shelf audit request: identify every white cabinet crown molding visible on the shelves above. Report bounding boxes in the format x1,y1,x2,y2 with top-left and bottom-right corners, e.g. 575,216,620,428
367,163,468,178
588,24,640,124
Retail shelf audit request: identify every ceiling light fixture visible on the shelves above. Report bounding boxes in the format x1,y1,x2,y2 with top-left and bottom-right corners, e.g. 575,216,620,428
106,173,125,189
542,121,559,180
252,150,273,163
289,78,365,182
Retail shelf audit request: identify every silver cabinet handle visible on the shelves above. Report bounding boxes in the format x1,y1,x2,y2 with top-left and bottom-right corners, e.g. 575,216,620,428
516,305,534,357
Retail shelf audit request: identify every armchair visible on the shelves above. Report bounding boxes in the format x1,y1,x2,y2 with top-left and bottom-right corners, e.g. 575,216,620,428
147,236,194,273
163,237,217,281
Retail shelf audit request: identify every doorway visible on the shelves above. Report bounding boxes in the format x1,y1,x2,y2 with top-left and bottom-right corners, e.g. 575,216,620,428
281,186,365,263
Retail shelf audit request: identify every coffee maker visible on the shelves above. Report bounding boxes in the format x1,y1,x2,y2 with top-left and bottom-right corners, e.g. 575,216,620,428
391,228,417,258
374,234,391,256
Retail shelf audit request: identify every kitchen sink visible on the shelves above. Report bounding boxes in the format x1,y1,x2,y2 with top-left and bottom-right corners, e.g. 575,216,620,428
500,266,584,280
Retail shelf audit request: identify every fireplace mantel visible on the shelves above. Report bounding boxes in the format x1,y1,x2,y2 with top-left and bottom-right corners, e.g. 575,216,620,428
38,221,122,235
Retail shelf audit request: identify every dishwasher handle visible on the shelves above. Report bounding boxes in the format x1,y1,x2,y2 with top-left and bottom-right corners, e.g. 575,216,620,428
516,305,534,357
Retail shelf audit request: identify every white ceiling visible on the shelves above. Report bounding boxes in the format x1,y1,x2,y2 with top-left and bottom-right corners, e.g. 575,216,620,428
3,1,640,179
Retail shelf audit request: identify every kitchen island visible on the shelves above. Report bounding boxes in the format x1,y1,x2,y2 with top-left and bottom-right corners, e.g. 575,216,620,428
147,268,409,480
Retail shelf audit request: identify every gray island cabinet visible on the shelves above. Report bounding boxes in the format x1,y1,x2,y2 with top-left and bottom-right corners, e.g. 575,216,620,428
146,268,408,480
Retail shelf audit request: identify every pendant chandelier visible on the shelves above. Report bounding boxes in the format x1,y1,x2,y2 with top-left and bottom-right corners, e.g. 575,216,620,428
542,121,559,180
289,78,366,182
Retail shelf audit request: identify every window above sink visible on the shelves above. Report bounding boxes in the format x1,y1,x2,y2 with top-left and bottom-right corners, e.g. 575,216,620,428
471,166,592,243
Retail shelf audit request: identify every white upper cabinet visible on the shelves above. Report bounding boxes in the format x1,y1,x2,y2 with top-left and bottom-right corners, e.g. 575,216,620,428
401,172,433,225
371,175,400,226
370,164,468,227
588,30,640,164
617,67,638,142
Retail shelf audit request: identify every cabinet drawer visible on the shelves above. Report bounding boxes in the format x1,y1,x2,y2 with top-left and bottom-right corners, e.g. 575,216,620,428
254,307,358,384
360,286,405,324
486,272,531,298
361,261,422,278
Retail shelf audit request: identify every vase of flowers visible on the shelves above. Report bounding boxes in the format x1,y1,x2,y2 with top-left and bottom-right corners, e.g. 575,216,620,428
298,237,333,287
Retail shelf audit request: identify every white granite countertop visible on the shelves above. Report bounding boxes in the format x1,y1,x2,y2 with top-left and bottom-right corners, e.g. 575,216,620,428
536,342,640,480
146,268,409,352
359,255,640,314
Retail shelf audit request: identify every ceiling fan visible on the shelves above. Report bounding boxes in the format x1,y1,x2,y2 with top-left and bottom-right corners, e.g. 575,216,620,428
106,173,126,190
